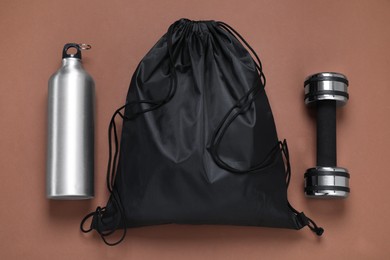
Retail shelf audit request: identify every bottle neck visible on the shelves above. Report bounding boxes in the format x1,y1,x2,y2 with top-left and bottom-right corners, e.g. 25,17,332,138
62,57,82,68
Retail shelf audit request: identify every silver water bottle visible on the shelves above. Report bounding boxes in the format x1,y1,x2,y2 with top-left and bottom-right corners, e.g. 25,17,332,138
46,43,95,199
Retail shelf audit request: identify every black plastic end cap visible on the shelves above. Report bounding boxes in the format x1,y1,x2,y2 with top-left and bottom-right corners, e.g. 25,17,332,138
315,227,324,236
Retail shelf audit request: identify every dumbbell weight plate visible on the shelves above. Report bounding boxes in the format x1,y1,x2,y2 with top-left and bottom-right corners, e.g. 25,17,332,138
304,166,350,198
304,72,349,106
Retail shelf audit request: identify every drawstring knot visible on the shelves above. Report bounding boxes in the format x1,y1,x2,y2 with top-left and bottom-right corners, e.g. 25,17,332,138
80,206,106,233
297,212,324,236
80,204,126,246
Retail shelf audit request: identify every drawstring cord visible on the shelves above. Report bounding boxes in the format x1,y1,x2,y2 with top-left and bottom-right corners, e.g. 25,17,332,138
79,107,129,246
80,21,180,246
209,21,280,174
215,22,324,236
280,140,324,236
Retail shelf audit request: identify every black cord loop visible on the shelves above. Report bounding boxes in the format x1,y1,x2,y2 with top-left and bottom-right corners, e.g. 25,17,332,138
281,140,324,236
209,21,277,174
80,21,180,246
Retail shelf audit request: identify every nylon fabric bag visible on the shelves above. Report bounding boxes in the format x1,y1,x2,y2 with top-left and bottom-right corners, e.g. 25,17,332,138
81,19,323,245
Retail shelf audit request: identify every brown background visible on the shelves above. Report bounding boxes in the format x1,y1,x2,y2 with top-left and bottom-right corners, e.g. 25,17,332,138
1,0,389,259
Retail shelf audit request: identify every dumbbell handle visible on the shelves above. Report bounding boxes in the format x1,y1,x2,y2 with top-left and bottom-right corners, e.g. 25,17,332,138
316,100,337,167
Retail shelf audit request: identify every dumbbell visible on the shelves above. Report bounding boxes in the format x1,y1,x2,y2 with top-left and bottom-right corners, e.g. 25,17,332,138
303,72,350,198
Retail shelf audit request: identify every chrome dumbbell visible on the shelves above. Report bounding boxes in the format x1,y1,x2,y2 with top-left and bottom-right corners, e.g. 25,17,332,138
304,72,350,198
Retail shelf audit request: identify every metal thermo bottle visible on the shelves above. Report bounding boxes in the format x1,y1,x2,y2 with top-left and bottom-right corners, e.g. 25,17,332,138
46,43,95,199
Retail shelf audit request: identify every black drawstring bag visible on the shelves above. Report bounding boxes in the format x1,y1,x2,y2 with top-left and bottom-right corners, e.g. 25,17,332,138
81,19,323,245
